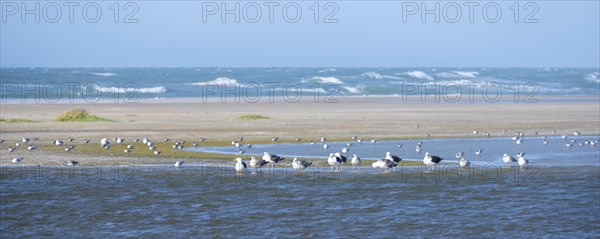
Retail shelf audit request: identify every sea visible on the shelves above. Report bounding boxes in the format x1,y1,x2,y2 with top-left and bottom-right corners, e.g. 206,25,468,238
0,67,598,102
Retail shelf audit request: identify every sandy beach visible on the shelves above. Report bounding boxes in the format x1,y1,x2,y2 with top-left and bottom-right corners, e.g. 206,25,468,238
1,96,599,165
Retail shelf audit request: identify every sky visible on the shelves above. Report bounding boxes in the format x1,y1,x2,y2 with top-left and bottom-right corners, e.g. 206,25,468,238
1,1,599,67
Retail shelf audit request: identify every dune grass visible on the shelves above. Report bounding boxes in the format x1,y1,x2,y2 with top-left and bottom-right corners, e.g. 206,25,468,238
237,114,271,120
0,118,40,123
53,109,114,122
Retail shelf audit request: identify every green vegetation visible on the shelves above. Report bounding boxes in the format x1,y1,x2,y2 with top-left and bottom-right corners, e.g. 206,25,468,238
0,118,40,123
53,109,114,122
237,114,271,120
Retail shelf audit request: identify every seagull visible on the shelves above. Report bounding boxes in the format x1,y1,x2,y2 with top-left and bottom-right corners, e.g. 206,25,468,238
566,143,573,148
237,150,245,155
372,159,397,172
234,157,247,173
423,152,443,171
174,161,184,167
154,150,161,155
334,152,347,164
502,153,517,167
475,149,483,156
515,139,523,145
12,157,23,164
415,145,422,154
192,142,199,146
164,138,170,142
67,160,79,166
371,139,376,144
54,140,63,146
321,136,327,142
22,137,29,143
416,141,423,146
415,124,420,129
327,153,343,172
310,141,315,145
272,137,279,142
115,138,124,144
127,144,134,149
473,130,478,135
517,155,528,169
484,132,490,137
455,152,464,159
65,145,74,152
83,139,91,144
100,138,109,146
543,139,548,145
8,147,15,152
262,152,284,168
323,143,329,150
357,139,362,143
347,143,353,147
249,156,268,172
27,145,37,151
351,154,361,171
247,144,252,148
459,158,470,169
292,158,313,171
342,147,349,153
133,138,140,142
295,137,301,141
142,138,149,144
574,131,581,136
561,135,567,140
352,135,358,140
385,152,402,163
124,149,131,153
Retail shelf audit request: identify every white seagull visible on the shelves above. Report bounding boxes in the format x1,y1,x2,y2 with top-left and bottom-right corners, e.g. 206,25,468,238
423,152,443,171
292,158,313,171
459,157,470,169
351,154,361,171
262,152,284,169
328,153,343,172
517,155,528,169
502,153,517,167
174,161,184,167
12,157,23,164
234,157,247,173
249,156,268,172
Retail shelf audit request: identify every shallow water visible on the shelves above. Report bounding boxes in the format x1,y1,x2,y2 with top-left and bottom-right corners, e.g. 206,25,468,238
2,136,599,238
190,136,600,167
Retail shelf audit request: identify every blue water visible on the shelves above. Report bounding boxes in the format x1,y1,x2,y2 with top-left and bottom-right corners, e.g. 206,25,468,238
1,68,599,101
1,136,599,237
188,136,600,167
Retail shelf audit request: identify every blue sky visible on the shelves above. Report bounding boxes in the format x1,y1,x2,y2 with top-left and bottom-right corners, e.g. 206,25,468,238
1,1,598,67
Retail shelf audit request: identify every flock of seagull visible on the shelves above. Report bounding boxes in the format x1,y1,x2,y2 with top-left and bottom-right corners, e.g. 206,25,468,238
2,129,597,173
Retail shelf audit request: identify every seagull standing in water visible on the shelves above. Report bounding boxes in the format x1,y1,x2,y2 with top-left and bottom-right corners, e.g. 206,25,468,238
249,156,268,172
262,152,284,169
292,158,313,171
234,157,247,173
459,158,470,169
423,152,443,171
517,154,528,169
351,154,361,171
502,153,517,168
372,158,397,172
327,153,343,172
455,152,464,159
475,149,483,156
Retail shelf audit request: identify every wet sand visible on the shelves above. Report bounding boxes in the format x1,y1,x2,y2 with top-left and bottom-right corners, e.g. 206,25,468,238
1,96,599,165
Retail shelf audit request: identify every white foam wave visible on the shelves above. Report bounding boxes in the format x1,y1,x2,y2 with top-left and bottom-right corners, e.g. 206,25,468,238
311,76,344,84
318,68,336,73
362,72,403,80
400,71,434,81
190,77,238,86
343,86,364,94
435,71,480,78
94,86,167,93
584,72,599,83
90,72,117,77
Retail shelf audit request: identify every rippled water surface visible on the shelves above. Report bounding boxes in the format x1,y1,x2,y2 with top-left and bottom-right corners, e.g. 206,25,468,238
2,137,599,238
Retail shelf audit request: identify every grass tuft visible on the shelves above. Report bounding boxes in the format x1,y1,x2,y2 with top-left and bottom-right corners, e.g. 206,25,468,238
0,118,40,123
237,114,271,120
53,109,114,122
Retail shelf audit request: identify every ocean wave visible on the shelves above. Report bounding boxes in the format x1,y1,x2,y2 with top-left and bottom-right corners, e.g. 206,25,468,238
584,72,599,83
311,76,344,84
435,71,480,78
90,72,117,77
318,68,336,73
361,72,403,80
399,71,434,81
190,77,238,86
342,86,364,94
273,87,328,94
94,86,167,93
